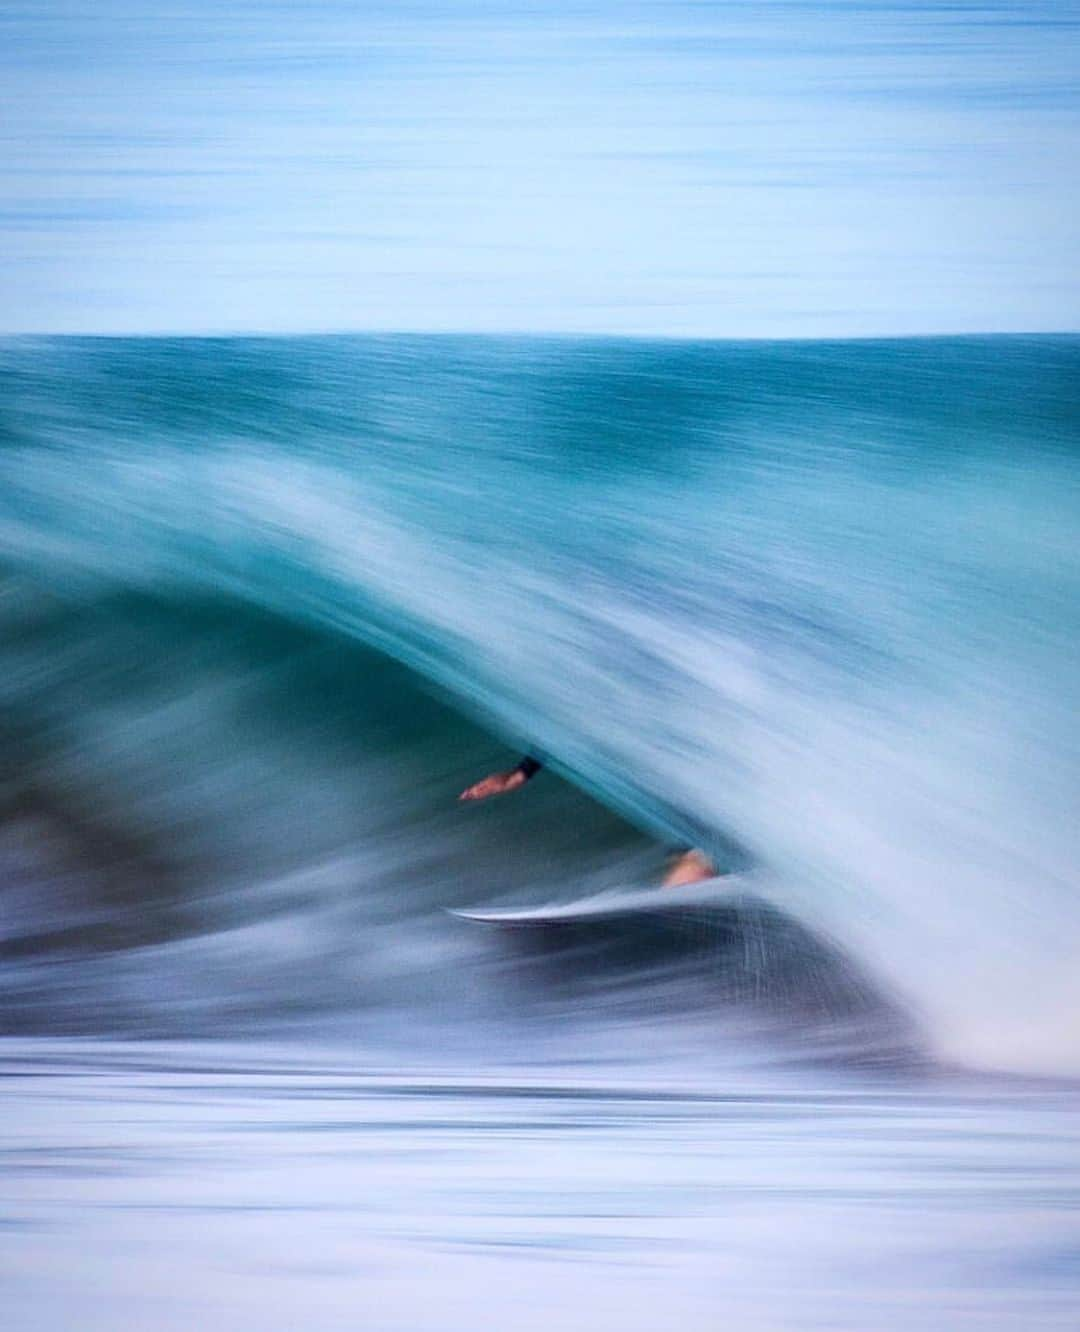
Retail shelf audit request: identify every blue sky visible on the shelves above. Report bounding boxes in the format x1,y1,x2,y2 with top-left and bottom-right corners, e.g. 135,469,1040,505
2,0,1078,335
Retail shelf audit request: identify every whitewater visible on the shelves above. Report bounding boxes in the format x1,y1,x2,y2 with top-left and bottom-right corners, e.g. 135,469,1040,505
1,334,1078,1329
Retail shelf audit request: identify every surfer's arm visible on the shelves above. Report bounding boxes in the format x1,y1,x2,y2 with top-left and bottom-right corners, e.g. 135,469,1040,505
458,756,542,801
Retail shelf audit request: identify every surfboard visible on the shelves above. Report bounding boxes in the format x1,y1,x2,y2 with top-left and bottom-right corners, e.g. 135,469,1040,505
448,876,747,927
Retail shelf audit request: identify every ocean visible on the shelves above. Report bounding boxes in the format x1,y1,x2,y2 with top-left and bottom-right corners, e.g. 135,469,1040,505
1,334,1078,1327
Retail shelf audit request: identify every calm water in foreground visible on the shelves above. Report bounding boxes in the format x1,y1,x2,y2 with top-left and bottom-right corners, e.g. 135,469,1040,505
2,1038,1079,1331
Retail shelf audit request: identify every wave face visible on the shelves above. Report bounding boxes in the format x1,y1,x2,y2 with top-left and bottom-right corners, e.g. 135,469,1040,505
1,335,1077,1070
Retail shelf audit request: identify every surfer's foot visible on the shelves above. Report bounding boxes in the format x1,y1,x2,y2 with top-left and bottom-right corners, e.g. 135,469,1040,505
661,849,715,888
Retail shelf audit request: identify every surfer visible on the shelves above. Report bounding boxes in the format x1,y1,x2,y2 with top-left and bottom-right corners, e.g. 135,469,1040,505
459,756,716,887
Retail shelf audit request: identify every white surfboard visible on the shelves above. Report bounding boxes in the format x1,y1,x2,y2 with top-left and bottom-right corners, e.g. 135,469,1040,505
447,875,749,927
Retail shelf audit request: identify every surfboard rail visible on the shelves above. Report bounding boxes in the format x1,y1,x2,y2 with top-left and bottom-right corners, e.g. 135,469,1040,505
447,876,749,927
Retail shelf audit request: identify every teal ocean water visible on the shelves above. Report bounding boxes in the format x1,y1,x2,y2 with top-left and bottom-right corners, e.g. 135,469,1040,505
1,334,1078,1068
2,335,1079,1329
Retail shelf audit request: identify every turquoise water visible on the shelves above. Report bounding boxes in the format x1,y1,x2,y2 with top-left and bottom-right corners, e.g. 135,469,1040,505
2,334,1079,1327
3,334,1077,1069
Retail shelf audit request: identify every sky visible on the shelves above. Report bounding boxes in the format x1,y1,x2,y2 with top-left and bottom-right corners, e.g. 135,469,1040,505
2,0,1078,337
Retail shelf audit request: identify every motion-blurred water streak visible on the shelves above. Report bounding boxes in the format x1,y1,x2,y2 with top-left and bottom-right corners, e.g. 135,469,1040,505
2,1040,1079,1331
0,334,1078,1077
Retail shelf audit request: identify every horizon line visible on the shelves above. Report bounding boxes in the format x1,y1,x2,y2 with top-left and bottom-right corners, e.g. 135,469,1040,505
3,327,1079,344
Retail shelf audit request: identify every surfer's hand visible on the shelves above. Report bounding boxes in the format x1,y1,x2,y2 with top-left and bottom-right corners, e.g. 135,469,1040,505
458,768,530,801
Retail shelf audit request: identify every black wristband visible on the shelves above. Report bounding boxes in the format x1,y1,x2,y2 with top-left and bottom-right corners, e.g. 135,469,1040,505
517,755,542,780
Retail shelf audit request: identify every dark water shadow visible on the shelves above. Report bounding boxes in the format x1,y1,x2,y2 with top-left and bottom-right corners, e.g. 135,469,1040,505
461,892,924,1069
